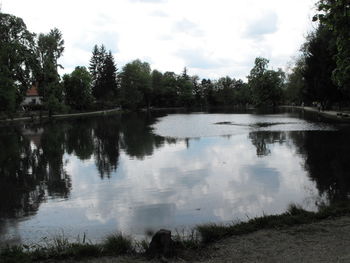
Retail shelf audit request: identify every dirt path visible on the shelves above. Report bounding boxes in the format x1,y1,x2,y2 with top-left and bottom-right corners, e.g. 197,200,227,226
282,105,350,122
190,216,350,263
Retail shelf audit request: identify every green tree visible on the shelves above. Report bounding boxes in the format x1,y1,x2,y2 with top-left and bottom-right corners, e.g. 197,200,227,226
201,78,217,106
151,69,164,107
89,44,105,100
315,0,350,96
35,28,64,104
161,71,178,107
101,51,118,101
0,13,36,113
235,82,252,106
215,76,236,106
63,66,93,110
89,45,118,104
248,57,285,107
191,75,205,107
177,67,194,107
302,26,340,107
120,59,151,109
284,57,306,105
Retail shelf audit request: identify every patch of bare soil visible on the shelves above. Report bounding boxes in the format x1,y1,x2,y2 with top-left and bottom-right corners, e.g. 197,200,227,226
189,216,350,263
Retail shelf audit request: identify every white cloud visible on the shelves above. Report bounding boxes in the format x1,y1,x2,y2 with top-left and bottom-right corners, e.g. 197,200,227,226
245,11,279,38
3,0,318,80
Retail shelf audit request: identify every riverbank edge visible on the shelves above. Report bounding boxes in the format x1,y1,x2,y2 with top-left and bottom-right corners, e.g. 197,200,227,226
0,108,123,125
2,105,350,124
0,106,188,125
280,105,350,122
1,202,350,262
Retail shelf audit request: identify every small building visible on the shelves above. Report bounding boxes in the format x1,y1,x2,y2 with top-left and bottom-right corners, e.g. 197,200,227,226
22,85,42,105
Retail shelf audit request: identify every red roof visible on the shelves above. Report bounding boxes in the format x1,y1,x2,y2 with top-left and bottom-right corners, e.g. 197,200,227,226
26,86,39,96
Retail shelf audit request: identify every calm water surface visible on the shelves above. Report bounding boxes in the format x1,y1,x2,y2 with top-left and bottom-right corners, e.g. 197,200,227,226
1,109,350,245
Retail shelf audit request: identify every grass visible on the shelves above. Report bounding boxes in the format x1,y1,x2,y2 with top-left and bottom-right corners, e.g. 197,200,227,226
173,228,201,250
102,233,134,255
0,232,134,263
196,202,350,244
2,202,350,262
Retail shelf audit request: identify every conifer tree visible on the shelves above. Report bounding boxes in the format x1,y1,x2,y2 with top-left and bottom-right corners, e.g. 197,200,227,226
89,45,118,104
101,51,118,100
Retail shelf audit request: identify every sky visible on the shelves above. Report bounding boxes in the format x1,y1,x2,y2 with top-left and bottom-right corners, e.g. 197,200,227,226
3,0,318,80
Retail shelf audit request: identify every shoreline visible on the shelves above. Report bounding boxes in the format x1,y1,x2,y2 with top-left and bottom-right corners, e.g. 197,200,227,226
0,108,122,124
2,202,350,262
281,105,350,122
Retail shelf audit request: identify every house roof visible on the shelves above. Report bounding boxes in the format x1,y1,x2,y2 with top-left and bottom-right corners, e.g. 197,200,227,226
26,85,39,96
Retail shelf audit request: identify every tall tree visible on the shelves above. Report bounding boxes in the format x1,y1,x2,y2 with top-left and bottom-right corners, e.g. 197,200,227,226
0,13,36,113
201,78,217,106
177,67,194,107
315,0,350,96
100,51,118,101
35,28,64,105
89,45,105,100
63,66,93,110
161,71,178,107
248,57,284,107
151,69,164,107
89,45,102,90
119,59,151,109
89,45,118,103
215,76,235,106
302,25,340,107
284,56,306,105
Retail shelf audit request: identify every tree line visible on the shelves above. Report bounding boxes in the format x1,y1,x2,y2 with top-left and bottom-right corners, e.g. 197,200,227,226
1,0,349,115
0,11,286,114
284,0,350,109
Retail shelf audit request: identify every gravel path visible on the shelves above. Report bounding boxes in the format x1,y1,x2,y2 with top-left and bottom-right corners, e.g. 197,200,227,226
191,216,350,263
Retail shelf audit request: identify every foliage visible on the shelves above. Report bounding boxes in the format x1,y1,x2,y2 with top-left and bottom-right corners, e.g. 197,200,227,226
248,57,285,107
4,5,350,113
35,28,64,103
63,66,93,110
0,13,36,112
177,67,194,107
284,56,306,104
89,45,118,104
119,59,151,109
314,0,350,96
302,25,341,107
159,71,179,107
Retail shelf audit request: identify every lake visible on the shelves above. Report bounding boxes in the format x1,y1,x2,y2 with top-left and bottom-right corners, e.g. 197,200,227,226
1,108,350,245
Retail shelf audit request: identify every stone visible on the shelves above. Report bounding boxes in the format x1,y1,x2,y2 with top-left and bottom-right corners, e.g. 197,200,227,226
147,229,175,258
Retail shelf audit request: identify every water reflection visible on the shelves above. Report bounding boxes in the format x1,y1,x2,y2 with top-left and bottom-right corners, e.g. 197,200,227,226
289,131,350,204
0,111,350,245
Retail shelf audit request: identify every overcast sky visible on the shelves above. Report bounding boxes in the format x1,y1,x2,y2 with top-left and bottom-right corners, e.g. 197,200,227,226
3,0,318,80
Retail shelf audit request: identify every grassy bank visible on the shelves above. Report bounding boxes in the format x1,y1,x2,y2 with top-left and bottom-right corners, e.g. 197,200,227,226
0,233,137,263
197,202,350,243
1,202,350,262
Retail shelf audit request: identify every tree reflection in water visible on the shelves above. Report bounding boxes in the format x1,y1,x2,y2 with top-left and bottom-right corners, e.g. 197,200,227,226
249,130,350,204
0,112,178,232
1,112,350,245
290,131,350,204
